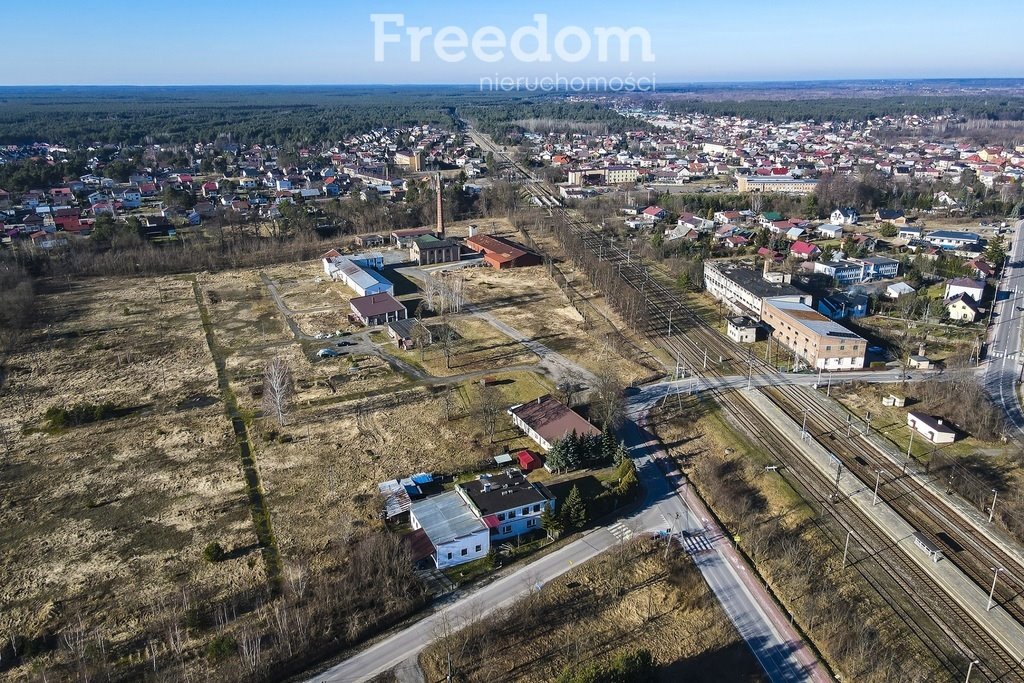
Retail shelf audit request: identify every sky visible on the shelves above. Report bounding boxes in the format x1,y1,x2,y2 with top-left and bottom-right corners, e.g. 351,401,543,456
3,0,1022,85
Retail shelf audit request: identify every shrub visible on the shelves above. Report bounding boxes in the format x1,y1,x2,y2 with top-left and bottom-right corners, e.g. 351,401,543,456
205,634,235,660
203,541,226,563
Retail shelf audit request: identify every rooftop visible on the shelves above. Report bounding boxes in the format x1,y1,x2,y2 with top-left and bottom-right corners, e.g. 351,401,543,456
707,261,808,300
411,490,486,545
350,292,405,317
765,298,866,341
509,395,600,447
460,470,552,516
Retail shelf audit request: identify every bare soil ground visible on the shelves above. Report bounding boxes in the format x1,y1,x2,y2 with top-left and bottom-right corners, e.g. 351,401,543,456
418,537,764,683
0,276,261,678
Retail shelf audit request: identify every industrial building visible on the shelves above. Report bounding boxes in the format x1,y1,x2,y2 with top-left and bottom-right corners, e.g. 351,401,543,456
322,250,393,297
761,299,866,371
703,260,812,318
464,234,542,269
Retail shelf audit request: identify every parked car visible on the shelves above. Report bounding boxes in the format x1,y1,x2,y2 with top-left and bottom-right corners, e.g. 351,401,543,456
316,348,340,358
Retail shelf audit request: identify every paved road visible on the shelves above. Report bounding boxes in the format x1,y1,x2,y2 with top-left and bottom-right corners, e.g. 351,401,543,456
983,219,1024,438
307,416,828,683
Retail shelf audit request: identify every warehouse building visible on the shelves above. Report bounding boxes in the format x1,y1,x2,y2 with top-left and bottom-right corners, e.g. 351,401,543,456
761,299,866,371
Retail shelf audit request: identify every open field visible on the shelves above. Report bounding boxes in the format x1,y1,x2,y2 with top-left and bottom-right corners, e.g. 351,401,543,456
0,276,262,679
419,537,764,683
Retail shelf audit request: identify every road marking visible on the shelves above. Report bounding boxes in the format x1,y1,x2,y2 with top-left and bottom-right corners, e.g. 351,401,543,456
607,522,633,541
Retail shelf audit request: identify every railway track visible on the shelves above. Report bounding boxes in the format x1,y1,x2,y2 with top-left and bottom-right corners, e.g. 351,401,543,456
768,384,1024,632
471,124,1024,678
724,393,1022,682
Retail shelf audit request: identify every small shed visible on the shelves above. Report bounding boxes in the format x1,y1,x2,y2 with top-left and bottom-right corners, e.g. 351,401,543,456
908,355,933,370
882,394,907,407
517,450,541,472
493,453,515,467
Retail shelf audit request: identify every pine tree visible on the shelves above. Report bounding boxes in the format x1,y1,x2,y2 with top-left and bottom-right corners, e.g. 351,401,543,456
560,485,588,531
540,507,563,539
601,427,617,462
613,440,630,466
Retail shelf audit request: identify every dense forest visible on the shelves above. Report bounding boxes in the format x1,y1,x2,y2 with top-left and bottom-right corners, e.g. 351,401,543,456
660,95,1024,122
0,87,650,148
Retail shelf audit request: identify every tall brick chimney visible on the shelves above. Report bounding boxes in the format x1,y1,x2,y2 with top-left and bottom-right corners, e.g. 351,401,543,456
435,172,445,238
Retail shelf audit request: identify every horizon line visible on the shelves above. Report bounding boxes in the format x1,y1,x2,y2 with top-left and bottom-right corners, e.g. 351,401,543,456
1,76,1023,89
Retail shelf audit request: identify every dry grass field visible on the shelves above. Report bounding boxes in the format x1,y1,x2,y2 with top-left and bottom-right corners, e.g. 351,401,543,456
419,537,764,683
0,276,262,679
0,234,649,679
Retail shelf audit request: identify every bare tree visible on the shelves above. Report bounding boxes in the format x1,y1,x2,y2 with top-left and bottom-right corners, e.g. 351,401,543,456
262,356,294,426
591,366,626,430
477,383,505,443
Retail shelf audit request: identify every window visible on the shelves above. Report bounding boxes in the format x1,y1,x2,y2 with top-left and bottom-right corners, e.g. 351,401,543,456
826,345,832,351
447,552,452,560
527,518,537,528
497,513,505,521
502,525,512,534
533,504,541,513
461,548,468,556
475,545,482,553
508,510,516,519
522,507,529,515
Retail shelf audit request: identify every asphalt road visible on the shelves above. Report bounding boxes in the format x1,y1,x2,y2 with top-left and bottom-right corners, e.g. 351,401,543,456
308,417,827,683
983,220,1024,438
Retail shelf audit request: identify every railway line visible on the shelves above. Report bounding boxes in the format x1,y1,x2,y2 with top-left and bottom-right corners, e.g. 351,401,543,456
468,123,1024,678
768,384,1024,634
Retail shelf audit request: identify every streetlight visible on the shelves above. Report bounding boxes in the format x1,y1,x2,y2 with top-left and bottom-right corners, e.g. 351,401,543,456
988,489,998,524
987,567,1004,611
873,469,883,506
966,659,980,682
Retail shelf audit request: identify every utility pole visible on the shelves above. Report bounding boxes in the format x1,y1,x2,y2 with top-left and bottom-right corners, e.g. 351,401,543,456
989,489,998,523
873,469,883,505
987,567,1004,611
905,429,915,473
827,372,833,397
841,530,852,568
833,460,843,498
801,409,809,439
703,347,708,370
863,411,872,436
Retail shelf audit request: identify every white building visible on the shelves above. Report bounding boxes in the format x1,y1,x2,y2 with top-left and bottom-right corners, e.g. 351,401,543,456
907,412,956,444
830,208,859,225
459,470,556,542
703,260,812,318
944,278,985,302
322,250,393,297
410,491,490,569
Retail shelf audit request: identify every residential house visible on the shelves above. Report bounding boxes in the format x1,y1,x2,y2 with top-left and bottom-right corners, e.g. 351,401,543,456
349,292,407,326
790,240,820,260
944,278,985,302
875,209,907,225
945,293,980,322
409,490,490,569
387,318,432,350
642,206,668,221
831,207,860,225
508,395,600,453
459,470,556,543
817,224,843,239
907,412,956,444
897,226,922,241
817,293,868,320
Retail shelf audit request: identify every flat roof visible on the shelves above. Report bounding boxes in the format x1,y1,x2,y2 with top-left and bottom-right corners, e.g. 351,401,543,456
764,299,866,340
460,470,550,516
411,490,486,545
707,261,808,300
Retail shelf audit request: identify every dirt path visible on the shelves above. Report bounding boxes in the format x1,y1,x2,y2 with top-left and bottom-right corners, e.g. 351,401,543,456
192,278,282,590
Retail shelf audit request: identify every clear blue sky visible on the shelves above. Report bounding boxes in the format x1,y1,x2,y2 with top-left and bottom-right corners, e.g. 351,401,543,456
5,0,1022,85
